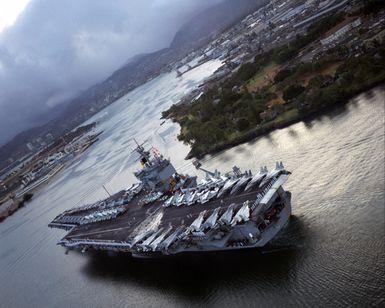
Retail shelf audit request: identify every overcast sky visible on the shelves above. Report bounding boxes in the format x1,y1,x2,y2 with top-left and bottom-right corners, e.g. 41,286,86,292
0,0,223,145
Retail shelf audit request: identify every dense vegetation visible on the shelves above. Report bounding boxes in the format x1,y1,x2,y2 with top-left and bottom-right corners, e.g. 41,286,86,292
163,14,385,158
359,0,385,15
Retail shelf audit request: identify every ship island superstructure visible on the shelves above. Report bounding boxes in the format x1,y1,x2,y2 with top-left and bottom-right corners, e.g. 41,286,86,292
49,142,292,257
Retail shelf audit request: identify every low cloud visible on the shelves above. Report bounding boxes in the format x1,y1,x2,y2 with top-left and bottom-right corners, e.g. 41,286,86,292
0,0,223,144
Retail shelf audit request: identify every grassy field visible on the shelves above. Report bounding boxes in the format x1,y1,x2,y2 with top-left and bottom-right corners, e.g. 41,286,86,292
301,62,341,86
273,108,299,124
246,63,282,92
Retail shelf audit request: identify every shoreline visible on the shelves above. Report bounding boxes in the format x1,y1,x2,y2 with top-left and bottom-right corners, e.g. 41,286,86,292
0,132,101,223
181,83,385,159
162,7,385,161
0,194,33,223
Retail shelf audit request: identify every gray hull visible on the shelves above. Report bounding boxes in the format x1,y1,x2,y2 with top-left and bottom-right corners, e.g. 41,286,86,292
50,175,292,258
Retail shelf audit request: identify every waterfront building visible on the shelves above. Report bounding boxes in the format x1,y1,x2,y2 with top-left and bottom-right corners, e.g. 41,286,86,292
321,19,362,46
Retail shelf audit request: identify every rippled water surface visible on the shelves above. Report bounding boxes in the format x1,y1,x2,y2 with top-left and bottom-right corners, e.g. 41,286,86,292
0,62,384,307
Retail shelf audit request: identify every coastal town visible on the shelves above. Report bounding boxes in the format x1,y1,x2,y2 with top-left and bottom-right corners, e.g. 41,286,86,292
1,0,384,218
162,0,385,157
169,0,372,83
0,123,101,221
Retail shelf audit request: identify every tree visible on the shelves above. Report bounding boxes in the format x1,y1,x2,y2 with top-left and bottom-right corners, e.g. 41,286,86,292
273,46,297,64
271,103,285,114
283,84,305,102
237,63,258,81
236,118,250,131
274,69,292,83
361,0,385,15
307,75,327,89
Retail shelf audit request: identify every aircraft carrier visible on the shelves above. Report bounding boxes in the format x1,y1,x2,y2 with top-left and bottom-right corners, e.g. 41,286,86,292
49,141,292,258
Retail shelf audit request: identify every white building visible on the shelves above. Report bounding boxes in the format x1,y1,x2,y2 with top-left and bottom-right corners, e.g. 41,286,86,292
26,143,34,151
320,19,362,46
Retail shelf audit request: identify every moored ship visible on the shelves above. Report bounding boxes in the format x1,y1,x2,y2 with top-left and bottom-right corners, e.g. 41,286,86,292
49,141,292,258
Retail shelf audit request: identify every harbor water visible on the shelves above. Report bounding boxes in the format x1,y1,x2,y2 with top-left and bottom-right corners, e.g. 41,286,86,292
0,60,384,307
